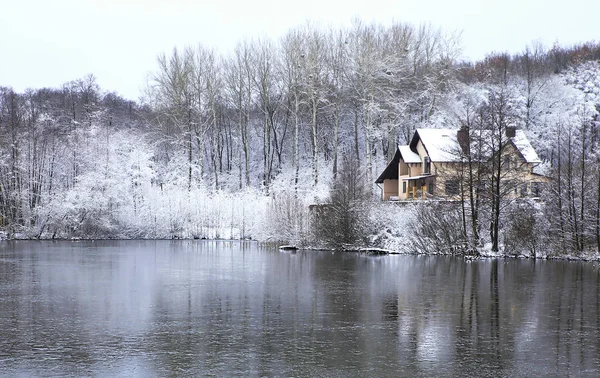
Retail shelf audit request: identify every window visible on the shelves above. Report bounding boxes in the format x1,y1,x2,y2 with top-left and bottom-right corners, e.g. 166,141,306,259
424,157,431,174
504,156,511,170
520,183,528,197
402,181,407,194
428,183,434,195
445,179,459,195
477,181,487,195
531,182,541,197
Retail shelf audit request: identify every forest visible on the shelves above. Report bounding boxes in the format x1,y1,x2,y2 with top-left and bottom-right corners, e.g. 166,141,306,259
1,20,599,257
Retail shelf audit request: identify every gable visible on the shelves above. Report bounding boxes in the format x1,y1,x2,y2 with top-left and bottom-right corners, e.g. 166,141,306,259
375,148,400,184
375,128,542,184
410,129,462,162
511,130,541,163
475,129,541,164
410,128,541,164
399,145,421,163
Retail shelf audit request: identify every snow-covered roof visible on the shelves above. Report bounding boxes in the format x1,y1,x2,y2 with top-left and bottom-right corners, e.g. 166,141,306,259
511,130,541,163
376,128,542,183
413,129,461,162
375,148,401,184
409,128,541,164
402,174,435,180
398,145,421,163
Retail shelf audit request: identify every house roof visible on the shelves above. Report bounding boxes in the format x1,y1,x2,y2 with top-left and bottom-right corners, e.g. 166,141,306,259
402,174,435,180
375,143,427,183
469,129,541,163
410,129,461,162
399,145,421,163
375,128,542,183
410,128,541,163
375,148,400,184
511,130,541,163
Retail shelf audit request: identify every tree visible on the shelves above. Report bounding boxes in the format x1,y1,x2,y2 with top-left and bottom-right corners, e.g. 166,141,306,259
481,85,521,252
311,155,370,248
280,29,305,187
224,41,253,188
452,85,488,249
324,27,350,181
149,47,197,190
250,38,281,189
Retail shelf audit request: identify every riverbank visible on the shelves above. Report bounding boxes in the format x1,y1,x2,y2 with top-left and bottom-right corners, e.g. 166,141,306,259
298,240,600,262
2,230,599,262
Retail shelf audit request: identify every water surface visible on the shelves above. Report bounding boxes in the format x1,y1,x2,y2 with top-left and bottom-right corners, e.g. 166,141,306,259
1,241,599,376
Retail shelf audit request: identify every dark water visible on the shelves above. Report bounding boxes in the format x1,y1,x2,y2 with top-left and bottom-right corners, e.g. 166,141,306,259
1,241,600,377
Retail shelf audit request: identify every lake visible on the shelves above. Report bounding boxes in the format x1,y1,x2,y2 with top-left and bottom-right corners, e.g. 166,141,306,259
1,240,599,377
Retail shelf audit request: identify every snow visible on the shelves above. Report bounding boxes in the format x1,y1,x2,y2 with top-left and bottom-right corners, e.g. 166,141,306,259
2,46,600,259
358,247,395,255
414,126,544,168
398,145,421,163
413,128,541,164
414,128,461,162
369,203,416,253
564,61,600,103
532,161,551,176
402,174,432,180
511,130,542,163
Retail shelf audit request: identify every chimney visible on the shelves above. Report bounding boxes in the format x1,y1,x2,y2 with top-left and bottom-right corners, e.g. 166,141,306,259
506,126,516,138
457,127,469,154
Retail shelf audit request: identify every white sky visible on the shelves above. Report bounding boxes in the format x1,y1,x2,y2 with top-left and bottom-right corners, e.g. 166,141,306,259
1,0,598,101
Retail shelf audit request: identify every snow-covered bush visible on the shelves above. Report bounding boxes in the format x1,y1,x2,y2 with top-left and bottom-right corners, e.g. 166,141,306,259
407,202,467,255
503,200,548,258
368,202,416,253
310,157,372,249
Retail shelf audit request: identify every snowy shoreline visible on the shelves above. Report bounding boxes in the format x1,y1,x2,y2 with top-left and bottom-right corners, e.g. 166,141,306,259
2,233,598,263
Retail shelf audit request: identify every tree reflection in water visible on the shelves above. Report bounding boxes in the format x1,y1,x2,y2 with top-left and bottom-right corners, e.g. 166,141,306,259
0,241,599,376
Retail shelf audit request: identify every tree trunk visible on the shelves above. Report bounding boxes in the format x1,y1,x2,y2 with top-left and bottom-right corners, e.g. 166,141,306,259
580,120,586,251
187,108,193,191
354,107,360,163
311,97,319,186
333,102,340,181
294,93,300,188
556,126,566,252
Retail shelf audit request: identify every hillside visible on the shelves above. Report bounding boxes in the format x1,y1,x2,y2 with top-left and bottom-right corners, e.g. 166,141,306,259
1,22,599,256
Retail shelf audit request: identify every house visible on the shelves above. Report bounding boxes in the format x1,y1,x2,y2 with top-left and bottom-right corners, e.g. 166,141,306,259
375,127,549,201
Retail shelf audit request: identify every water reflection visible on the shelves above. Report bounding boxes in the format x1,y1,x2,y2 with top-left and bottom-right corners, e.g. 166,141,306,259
1,241,599,376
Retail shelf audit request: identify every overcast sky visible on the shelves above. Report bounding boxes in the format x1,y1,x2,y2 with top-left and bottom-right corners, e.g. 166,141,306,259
1,0,598,101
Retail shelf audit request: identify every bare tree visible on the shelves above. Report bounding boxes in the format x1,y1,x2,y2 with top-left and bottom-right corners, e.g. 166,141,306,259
300,24,327,186
311,154,371,248
250,38,281,189
224,41,253,188
324,28,350,181
481,85,520,252
150,47,197,189
453,86,487,249
280,29,305,187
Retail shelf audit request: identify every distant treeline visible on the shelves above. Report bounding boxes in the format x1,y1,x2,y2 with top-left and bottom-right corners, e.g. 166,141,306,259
458,41,600,83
